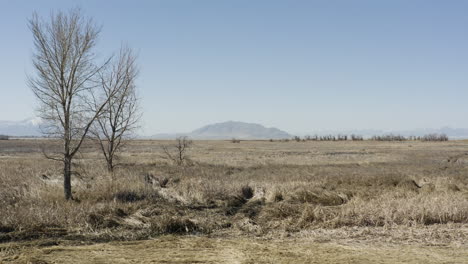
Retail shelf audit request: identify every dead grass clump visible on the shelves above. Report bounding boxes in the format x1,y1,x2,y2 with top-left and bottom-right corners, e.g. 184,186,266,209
234,217,263,235
447,183,461,192
372,173,408,187
396,179,420,192
113,191,146,203
145,174,171,188
266,187,285,202
291,188,347,206
0,225,14,233
338,191,468,227
151,216,200,234
297,205,339,228
2,139,468,242
87,213,121,229
238,199,264,218
259,203,301,220
419,183,435,193
241,185,254,200
273,191,284,202
225,196,248,215
158,177,169,188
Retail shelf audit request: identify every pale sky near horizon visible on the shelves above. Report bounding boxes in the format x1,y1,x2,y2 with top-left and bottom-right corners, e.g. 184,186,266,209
1,0,467,135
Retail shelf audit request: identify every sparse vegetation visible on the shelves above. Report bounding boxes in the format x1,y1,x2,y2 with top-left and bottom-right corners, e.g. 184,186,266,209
92,46,140,172
283,134,448,142
1,139,468,262
371,134,407,141
421,133,449,141
1,139,467,240
350,134,364,141
162,136,193,166
28,9,132,199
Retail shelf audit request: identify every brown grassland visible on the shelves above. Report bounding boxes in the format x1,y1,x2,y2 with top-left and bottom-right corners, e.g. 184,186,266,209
0,139,468,263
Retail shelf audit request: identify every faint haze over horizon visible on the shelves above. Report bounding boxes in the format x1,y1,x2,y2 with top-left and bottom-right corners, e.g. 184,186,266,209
1,0,468,136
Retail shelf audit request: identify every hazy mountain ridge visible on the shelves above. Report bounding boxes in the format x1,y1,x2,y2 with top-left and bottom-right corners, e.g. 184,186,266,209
2,118,468,139
152,121,292,139
0,117,44,137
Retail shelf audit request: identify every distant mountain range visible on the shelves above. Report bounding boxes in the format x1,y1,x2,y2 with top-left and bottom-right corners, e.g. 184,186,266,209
151,121,292,140
0,117,43,137
2,118,468,139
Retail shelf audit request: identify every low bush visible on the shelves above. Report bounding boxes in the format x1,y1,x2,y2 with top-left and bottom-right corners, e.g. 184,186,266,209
151,216,200,234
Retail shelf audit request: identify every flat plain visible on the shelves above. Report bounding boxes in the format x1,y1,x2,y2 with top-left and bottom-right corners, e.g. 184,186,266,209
1,139,467,263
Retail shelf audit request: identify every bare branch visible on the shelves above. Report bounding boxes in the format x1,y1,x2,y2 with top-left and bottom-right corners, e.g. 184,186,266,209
28,8,113,200
90,45,140,172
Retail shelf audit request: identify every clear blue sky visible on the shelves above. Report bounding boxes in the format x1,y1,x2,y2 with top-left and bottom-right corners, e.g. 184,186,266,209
1,0,467,135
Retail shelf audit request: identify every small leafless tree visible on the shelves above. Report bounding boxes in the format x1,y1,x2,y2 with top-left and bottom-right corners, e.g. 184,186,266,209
163,136,193,166
422,133,448,141
28,9,114,200
92,46,140,172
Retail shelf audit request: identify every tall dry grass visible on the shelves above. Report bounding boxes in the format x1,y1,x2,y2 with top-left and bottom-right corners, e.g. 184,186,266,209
0,139,467,241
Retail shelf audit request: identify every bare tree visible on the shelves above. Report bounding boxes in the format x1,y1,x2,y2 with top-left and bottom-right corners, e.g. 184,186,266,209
163,136,193,166
92,46,140,172
28,9,113,200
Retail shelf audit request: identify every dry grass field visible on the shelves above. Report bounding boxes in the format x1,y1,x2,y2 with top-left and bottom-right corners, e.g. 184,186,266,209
1,139,468,263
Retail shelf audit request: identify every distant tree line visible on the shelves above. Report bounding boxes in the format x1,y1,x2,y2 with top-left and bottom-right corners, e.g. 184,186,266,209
296,134,363,141
421,133,449,141
371,133,448,142
0,135,9,140
371,134,407,141
271,133,449,142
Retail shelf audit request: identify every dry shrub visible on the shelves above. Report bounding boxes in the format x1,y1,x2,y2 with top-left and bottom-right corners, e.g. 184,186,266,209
419,183,436,193
396,179,420,192
297,205,339,228
369,173,408,188
151,216,200,234
238,199,264,218
225,196,248,215
0,225,14,233
2,139,468,241
447,183,461,192
158,177,169,188
241,185,254,200
113,191,146,203
338,191,468,227
86,207,130,229
259,203,301,220
273,191,284,202
172,179,228,205
87,213,121,229
290,188,347,206
266,187,285,202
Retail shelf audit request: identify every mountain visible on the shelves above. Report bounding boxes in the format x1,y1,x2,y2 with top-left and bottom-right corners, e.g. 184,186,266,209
0,117,43,137
4,117,468,140
152,121,292,140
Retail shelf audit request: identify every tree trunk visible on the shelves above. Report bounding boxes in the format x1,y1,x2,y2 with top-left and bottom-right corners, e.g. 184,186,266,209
107,157,113,172
64,156,73,200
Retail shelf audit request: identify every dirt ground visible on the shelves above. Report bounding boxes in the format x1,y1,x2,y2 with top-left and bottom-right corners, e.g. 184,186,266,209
2,235,467,264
